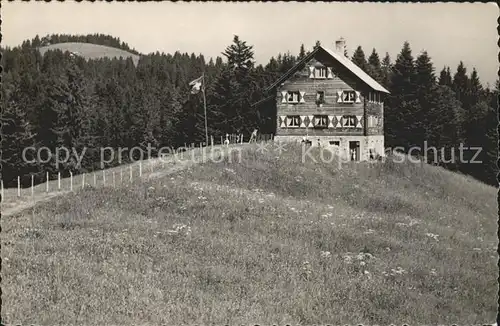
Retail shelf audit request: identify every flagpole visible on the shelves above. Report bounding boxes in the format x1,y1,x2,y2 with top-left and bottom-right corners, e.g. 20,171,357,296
202,72,208,146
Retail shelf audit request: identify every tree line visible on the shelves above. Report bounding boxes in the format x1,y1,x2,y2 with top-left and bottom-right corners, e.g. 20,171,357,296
1,34,497,187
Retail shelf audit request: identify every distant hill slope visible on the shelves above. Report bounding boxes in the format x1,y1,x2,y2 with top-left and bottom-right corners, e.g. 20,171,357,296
38,42,141,66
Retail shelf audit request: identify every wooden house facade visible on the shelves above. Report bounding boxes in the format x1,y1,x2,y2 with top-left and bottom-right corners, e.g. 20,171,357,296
265,39,390,161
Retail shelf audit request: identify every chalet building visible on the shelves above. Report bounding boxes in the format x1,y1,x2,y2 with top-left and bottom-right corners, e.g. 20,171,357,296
265,38,389,161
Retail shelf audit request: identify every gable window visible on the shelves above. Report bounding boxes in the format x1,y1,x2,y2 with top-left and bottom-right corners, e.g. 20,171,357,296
316,91,325,106
287,91,300,103
342,91,356,103
313,115,328,129
342,115,356,128
287,115,301,128
315,67,327,79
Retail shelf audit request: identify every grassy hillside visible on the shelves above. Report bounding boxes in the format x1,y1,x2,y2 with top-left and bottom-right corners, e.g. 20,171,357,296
38,42,140,65
2,143,497,325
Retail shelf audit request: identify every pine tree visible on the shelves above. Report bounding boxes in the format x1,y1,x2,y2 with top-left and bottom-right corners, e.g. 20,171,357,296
1,86,38,186
438,66,452,87
385,42,418,149
299,44,306,60
414,51,437,150
351,46,368,72
452,61,469,105
380,52,392,89
367,48,383,84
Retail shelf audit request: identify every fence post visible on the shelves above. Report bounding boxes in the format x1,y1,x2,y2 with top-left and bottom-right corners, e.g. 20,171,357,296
46,172,49,193
113,171,116,187
31,174,34,198
58,172,61,191
120,169,123,183
103,170,106,185
82,173,85,189
220,136,223,145
150,160,154,173
70,171,73,191
211,135,214,148
241,134,244,144
130,165,133,182
1,179,3,201
139,161,142,177
18,176,21,197
93,172,97,186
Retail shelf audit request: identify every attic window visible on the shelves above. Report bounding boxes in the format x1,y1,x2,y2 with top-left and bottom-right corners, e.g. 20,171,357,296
315,67,327,79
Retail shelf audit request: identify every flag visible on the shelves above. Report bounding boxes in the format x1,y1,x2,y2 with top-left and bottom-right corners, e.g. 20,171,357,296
189,75,203,94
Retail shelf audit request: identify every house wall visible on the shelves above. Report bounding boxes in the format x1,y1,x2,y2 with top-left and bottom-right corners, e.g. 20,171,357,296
274,52,385,160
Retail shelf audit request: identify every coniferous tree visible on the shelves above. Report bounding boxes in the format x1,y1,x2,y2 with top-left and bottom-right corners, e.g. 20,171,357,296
298,44,306,60
452,61,469,105
385,42,418,149
438,66,453,87
367,48,383,84
351,46,368,72
380,52,392,89
1,85,38,186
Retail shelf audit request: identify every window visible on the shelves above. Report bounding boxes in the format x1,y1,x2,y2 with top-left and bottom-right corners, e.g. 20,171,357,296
342,91,356,103
368,116,379,127
329,141,340,146
313,115,328,129
287,115,301,128
315,67,327,79
316,91,325,106
287,91,300,103
342,115,356,128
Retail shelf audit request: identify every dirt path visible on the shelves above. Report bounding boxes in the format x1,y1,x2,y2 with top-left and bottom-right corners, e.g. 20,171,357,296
1,144,245,217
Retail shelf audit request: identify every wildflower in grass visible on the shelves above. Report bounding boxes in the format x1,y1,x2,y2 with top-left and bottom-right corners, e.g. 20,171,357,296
300,261,313,280
167,224,192,236
389,267,406,275
363,229,375,235
321,212,333,218
320,251,331,258
148,186,155,191
430,268,437,276
425,232,439,241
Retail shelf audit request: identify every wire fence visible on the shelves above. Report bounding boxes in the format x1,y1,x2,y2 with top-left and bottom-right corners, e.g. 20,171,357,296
1,133,274,206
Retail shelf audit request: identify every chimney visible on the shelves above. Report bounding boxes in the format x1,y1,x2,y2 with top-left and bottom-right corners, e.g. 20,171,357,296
335,37,346,57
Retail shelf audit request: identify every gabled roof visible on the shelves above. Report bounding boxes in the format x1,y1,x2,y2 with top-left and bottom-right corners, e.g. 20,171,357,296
266,45,390,94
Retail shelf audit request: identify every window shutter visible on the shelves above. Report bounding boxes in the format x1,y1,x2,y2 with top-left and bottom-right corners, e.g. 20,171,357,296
356,115,362,128
355,91,361,103
327,67,333,79
336,115,343,127
281,91,287,103
309,66,315,78
337,91,343,103
299,91,306,103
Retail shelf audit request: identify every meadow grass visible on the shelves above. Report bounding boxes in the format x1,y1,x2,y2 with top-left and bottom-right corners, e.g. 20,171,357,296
2,143,497,325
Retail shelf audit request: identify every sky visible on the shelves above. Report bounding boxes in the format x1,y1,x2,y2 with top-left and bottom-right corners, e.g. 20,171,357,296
3,2,499,86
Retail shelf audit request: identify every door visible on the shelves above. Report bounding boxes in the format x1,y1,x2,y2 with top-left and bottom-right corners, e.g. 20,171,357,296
349,141,360,161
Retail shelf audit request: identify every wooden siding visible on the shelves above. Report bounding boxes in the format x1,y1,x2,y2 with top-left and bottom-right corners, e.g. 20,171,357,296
275,54,384,137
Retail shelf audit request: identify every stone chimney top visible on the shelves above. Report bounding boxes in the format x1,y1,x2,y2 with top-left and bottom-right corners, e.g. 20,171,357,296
335,37,346,57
